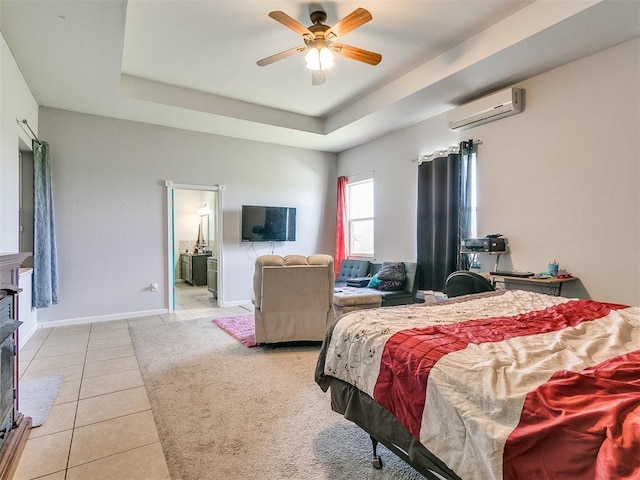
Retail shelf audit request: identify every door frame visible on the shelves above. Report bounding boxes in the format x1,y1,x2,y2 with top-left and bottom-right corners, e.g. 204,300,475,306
165,181,225,311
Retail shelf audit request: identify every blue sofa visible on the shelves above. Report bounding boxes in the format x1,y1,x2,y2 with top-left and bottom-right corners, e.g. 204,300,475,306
335,259,371,287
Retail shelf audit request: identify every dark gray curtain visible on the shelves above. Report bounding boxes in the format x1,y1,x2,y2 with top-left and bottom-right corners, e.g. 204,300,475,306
33,140,59,308
416,153,460,292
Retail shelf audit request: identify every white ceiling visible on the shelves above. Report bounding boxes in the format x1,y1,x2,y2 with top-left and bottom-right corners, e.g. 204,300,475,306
1,1,639,153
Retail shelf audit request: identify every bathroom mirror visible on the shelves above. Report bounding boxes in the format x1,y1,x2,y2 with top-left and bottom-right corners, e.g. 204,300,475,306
199,214,209,246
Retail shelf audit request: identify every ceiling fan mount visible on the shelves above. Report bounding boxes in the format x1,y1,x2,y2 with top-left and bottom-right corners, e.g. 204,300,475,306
257,7,382,85
304,11,331,49
309,10,327,26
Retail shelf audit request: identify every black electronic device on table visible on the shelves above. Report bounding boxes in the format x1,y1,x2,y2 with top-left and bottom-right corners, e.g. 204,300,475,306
490,270,535,278
461,236,507,253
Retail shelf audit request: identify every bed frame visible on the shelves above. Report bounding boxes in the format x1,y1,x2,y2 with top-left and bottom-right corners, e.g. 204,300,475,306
328,378,461,480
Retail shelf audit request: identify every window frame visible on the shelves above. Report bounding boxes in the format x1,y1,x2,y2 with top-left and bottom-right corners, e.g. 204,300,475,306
469,150,478,238
346,176,374,258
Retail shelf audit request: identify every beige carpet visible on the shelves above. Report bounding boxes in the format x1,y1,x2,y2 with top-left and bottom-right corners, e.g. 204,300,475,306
130,318,424,479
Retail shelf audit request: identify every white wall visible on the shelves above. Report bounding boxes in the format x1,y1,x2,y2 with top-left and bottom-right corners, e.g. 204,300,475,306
0,32,38,251
36,109,337,324
0,33,39,342
338,37,640,305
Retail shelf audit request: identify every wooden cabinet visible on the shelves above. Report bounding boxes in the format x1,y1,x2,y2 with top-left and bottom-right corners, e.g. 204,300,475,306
180,255,191,284
17,270,36,350
207,257,217,298
0,253,32,479
180,254,209,286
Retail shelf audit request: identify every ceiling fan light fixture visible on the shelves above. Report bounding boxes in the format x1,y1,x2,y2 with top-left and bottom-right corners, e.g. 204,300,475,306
304,48,319,70
258,8,380,85
320,47,334,69
305,46,333,71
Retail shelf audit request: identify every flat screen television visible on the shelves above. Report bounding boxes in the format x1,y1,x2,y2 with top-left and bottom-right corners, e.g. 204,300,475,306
241,205,296,242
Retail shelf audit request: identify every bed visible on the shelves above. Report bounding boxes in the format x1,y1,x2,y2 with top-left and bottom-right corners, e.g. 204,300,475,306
315,289,640,479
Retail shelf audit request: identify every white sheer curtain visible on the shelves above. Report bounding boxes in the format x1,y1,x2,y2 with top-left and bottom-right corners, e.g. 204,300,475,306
458,140,478,270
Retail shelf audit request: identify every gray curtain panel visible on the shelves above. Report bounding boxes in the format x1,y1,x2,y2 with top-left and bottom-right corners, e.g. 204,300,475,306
416,140,476,291
416,152,461,292
33,140,59,308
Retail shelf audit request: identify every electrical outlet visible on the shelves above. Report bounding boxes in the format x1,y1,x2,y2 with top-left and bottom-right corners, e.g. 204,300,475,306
150,283,158,292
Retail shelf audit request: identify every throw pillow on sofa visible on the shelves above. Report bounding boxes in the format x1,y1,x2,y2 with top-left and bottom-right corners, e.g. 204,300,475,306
377,262,406,282
377,279,404,291
367,271,404,291
367,274,382,289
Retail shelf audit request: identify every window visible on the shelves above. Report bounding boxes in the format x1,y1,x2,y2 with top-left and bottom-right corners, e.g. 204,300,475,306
469,151,478,238
346,178,374,257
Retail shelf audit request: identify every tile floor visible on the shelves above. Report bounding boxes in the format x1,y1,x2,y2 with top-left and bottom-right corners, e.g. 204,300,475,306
13,283,252,480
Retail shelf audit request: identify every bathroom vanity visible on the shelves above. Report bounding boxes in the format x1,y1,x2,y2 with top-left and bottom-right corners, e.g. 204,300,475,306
207,257,217,298
180,253,209,286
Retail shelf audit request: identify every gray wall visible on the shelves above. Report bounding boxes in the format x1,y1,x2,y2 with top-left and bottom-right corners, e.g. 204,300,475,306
338,37,640,305
37,109,337,323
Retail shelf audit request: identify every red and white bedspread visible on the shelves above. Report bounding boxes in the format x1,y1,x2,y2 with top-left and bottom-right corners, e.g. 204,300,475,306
323,290,640,480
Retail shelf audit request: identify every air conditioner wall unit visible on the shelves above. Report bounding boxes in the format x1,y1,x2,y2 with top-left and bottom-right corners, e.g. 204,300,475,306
447,87,523,131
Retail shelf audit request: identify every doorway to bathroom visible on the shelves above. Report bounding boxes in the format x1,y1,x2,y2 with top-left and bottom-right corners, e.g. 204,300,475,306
165,182,224,312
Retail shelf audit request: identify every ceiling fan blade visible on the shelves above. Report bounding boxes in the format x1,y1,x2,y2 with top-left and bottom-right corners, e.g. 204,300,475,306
311,70,325,86
268,11,316,40
257,46,307,66
325,8,372,39
333,43,382,66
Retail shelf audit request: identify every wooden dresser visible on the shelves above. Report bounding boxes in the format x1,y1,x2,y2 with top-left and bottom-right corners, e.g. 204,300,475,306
0,253,32,479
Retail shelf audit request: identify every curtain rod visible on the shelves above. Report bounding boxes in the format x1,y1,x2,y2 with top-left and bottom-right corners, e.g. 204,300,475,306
16,118,42,145
417,146,460,165
414,139,482,165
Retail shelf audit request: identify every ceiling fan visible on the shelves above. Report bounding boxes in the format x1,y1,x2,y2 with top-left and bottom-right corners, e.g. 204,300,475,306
257,7,382,85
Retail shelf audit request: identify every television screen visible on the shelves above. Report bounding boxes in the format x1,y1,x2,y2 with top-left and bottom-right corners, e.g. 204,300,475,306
241,205,296,242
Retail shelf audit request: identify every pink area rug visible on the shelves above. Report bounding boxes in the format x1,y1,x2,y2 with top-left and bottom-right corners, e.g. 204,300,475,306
212,315,258,347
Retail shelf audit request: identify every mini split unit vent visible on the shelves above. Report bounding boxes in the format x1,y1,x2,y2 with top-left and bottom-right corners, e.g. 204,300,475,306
447,88,523,131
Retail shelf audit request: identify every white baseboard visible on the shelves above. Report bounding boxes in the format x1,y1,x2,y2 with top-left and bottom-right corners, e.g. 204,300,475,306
222,299,253,308
18,323,38,349
37,308,169,329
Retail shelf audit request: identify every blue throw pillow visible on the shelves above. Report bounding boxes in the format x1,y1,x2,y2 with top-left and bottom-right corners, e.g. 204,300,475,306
367,274,382,288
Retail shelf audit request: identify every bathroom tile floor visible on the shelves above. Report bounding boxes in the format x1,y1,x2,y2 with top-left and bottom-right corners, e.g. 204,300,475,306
13,284,252,480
